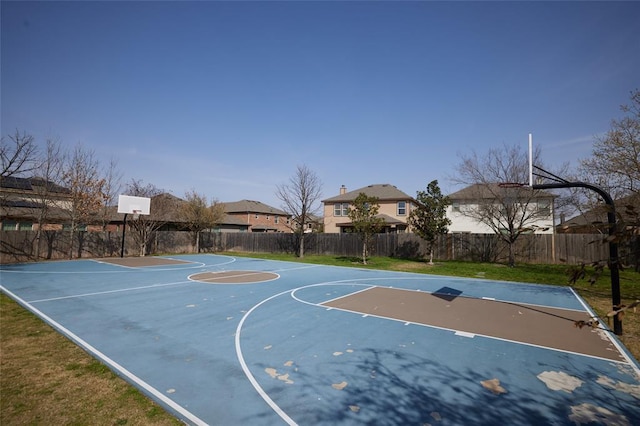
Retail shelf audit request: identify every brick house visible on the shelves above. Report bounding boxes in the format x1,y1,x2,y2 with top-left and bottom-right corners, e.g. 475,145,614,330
1,176,74,231
220,200,291,233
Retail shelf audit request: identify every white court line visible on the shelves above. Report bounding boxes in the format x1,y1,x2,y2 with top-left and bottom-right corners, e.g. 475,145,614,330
1,255,236,274
307,278,587,314
272,264,323,272
93,259,207,270
188,271,280,284
569,287,640,380
0,285,208,426
27,280,193,303
320,284,376,305
235,289,299,426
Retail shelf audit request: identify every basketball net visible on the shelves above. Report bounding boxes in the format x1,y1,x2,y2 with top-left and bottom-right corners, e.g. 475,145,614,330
132,210,141,220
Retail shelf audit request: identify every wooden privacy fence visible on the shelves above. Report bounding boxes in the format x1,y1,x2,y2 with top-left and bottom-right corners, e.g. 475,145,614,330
3,230,635,267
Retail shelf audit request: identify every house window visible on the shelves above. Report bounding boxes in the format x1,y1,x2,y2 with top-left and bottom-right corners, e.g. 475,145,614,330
452,202,460,212
397,201,406,216
274,216,279,224
2,221,18,231
255,214,259,219
537,201,551,215
19,222,33,231
334,203,349,216
266,215,270,220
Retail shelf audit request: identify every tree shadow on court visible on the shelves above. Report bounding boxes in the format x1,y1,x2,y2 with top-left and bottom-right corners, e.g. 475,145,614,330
243,347,637,425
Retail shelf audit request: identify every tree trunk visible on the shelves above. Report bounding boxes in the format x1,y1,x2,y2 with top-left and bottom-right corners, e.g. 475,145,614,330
34,228,42,259
298,232,305,258
429,248,434,265
362,241,367,265
68,220,75,259
508,242,515,267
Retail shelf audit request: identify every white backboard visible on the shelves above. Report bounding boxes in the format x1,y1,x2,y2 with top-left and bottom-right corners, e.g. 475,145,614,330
117,195,151,215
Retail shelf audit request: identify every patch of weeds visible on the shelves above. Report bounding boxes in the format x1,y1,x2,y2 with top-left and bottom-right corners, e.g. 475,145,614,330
65,362,82,371
146,405,168,419
86,360,111,375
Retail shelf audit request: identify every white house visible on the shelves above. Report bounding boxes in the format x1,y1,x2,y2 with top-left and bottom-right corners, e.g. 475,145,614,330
446,183,556,234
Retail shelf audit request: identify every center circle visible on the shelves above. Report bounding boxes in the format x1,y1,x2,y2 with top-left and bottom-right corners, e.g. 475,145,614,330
190,270,279,284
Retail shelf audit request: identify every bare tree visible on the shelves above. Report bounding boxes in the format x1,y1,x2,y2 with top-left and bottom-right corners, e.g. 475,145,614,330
59,144,106,259
1,130,38,178
98,157,122,231
580,89,640,200
348,193,384,265
31,138,64,258
275,164,323,258
453,143,553,267
125,180,171,256
180,190,226,253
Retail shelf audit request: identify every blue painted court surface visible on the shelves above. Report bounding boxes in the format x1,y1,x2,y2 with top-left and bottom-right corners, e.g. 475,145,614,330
1,254,639,425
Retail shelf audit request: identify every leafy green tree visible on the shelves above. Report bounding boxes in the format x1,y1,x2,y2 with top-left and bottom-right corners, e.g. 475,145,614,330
348,193,384,265
409,180,451,264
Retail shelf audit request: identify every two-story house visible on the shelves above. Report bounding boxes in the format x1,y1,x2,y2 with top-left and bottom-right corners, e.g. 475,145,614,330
221,200,291,233
322,184,414,234
446,183,556,234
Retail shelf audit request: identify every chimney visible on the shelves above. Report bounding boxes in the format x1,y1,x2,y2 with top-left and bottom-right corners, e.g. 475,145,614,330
340,185,347,195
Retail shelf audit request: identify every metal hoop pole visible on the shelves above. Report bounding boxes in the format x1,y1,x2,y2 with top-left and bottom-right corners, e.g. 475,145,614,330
120,213,128,258
533,181,622,335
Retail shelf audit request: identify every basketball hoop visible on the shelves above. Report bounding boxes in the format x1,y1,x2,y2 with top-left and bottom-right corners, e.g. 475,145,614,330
132,210,141,220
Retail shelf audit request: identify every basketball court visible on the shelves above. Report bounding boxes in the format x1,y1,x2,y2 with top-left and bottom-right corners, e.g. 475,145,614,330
1,254,639,425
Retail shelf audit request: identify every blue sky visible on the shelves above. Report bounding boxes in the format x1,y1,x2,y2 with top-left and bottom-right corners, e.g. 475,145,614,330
2,1,639,209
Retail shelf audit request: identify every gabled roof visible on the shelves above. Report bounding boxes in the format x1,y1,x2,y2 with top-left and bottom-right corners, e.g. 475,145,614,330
563,193,639,226
220,215,250,226
322,184,413,203
1,176,70,194
448,183,556,200
221,200,288,216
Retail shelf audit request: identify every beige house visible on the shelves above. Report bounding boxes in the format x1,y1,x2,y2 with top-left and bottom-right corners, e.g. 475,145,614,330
322,184,414,233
